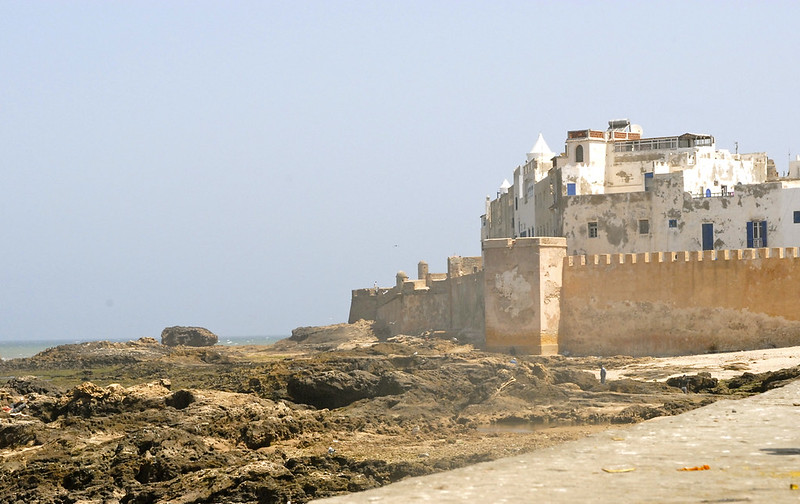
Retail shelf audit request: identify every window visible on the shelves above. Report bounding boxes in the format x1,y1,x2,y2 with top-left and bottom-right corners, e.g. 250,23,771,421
567,183,576,196
575,145,584,163
747,220,767,248
668,219,677,228
702,223,714,250
644,172,654,192
638,219,650,235
588,221,598,238
794,211,800,223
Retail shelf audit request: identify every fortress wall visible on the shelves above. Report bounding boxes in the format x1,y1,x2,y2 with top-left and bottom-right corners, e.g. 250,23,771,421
560,247,800,356
448,270,485,343
374,286,449,336
448,256,483,278
349,258,486,339
348,288,379,323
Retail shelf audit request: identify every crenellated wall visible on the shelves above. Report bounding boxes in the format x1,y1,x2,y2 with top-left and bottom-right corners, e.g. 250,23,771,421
348,257,484,341
560,247,800,356
350,244,800,357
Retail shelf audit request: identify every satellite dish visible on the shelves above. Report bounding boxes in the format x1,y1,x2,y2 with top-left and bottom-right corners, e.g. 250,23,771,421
630,124,644,136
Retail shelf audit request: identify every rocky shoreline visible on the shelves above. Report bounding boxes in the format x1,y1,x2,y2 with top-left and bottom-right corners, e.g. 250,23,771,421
0,322,797,504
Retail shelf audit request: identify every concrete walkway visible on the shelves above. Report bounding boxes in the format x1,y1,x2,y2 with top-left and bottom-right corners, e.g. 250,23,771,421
315,380,800,503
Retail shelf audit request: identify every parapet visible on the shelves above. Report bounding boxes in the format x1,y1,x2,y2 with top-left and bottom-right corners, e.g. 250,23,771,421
565,247,800,267
483,237,567,250
447,256,483,278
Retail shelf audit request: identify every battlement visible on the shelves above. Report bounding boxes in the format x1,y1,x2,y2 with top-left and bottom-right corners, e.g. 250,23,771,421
348,256,485,336
565,247,800,267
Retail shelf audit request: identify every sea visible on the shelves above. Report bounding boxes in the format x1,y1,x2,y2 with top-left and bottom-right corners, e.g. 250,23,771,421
0,335,287,360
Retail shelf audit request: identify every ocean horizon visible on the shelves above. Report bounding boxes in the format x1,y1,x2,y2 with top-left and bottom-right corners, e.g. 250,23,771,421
0,335,288,360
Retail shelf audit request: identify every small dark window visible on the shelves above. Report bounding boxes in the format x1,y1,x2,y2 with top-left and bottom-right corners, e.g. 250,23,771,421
794,211,800,223
588,221,598,238
639,219,650,235
644,172,654,192
668,219,677,228
567,183,576,196
575,145,584,163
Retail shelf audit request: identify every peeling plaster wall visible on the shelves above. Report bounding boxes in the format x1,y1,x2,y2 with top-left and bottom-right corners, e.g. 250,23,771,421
560,249,800,356
778,184,800,246
561,173,800,256
483,237,567,354
561,189,656,256
680,148,762,196
561,162,605,196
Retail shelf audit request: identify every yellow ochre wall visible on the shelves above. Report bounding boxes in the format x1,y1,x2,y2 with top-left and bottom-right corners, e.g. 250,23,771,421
560,248,800,356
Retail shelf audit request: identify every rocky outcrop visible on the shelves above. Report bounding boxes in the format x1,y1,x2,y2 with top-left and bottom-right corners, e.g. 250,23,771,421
287,369,411,409
273,320,379,352
0,334,797,503
161,326,218,347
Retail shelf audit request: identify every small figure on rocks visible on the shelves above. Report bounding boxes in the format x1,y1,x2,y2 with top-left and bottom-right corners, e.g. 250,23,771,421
600,365,607,384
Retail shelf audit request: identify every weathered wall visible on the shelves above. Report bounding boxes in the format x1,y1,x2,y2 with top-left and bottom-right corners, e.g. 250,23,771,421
348,288,380,324
483,237,567,355
560,248,800,356
376,281,451,336
448,270,485,343
561,173,800,257
349,258,485,339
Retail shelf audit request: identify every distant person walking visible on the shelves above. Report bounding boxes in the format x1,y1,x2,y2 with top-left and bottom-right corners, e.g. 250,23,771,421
600,365,607,384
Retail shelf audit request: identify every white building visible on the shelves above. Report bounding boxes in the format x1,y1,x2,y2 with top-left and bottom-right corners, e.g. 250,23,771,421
481,120,800,255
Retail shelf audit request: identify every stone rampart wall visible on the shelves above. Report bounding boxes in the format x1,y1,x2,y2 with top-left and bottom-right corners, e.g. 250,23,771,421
560,247,800,356
348,262,484,339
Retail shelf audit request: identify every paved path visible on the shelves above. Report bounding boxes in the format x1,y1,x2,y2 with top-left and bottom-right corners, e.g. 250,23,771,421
315,380,800,503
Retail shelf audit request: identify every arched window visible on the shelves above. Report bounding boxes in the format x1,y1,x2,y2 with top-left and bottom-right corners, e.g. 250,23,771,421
575,145,584,163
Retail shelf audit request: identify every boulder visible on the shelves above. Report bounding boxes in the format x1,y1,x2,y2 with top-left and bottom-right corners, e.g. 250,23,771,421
666,372,719,393
160,326,218,347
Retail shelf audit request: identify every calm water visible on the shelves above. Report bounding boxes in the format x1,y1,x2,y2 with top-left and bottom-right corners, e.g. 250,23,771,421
0,335,287,360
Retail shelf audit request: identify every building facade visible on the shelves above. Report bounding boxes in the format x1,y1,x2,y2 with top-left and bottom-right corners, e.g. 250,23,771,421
481,120,791,256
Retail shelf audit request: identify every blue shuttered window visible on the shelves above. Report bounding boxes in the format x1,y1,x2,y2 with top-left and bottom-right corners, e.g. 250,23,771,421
747,220,767,248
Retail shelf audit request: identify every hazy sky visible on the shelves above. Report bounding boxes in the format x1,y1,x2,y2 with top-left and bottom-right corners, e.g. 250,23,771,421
2,1,799,342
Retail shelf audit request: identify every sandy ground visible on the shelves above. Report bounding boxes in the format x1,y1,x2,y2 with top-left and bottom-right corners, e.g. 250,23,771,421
600,345,800,382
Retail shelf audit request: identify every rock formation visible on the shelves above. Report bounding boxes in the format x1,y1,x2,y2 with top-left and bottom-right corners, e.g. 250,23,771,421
160,326,218,347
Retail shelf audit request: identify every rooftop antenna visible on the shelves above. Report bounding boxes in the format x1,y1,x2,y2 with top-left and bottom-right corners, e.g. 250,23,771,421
735,141,738,155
